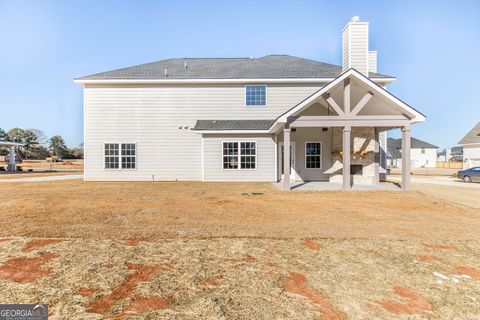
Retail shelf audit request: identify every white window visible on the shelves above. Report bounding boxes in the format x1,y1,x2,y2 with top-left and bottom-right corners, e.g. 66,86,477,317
305,142,321,169
245,85,266,106
121,143,136,169
223,142,256,170
104,143,119,169
104,143,136,170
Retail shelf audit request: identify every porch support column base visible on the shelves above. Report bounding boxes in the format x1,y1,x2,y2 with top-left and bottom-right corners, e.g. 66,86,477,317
342,126,351,190
401,125,411,191
283,127,291,191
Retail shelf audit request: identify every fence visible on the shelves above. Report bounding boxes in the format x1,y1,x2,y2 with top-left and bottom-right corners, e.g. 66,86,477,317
436,161,463,169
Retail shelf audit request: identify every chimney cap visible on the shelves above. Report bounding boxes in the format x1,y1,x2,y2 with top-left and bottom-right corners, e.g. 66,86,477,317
350,16,360,22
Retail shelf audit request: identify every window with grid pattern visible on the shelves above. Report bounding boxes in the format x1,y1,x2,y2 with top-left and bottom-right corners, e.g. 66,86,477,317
104,143,136,170
121,143,136,169
223,142,238,169
305,142,321,169
223,142,256,170
245,85,266,106
104,144,119,169
240,142,256,169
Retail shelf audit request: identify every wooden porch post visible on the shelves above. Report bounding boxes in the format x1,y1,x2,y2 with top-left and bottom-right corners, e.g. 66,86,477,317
374,129,380,184
283,126,291,191
401,125,411,191
342,126,351,190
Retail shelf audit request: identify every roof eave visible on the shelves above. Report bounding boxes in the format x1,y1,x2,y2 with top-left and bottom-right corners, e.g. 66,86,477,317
192,129,271,134
73,77,396,85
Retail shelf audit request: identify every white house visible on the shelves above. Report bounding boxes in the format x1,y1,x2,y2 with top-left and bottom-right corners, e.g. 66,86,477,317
387,137,438,168
458,122,480,169
75,16,425,190
437,146,463,162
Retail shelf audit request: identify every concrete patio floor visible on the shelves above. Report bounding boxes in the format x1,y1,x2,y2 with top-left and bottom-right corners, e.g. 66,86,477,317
273,181,401,191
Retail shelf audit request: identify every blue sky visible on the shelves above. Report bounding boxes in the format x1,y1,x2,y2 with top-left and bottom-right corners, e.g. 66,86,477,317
0,0,479,148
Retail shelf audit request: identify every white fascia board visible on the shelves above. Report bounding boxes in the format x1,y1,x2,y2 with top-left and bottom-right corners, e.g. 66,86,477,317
193,130,271,135
73,77,396,86
460,142,480,146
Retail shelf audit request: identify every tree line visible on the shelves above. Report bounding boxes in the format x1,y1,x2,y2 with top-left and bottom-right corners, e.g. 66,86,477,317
0,127,83,159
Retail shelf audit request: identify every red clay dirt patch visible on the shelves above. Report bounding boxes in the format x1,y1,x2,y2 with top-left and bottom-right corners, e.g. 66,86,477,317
126,295,171,313
87,263,170,314
0,237,14,243
422,243,458,251
23,239,63,252
0,252,57,283
376,286,432,315
303,239,320,251
284,271,344,320
78,288,96,296
418,255,440,263
455,266,480,280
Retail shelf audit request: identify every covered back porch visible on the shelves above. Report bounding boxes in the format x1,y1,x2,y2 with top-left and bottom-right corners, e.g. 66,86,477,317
272,69,424,191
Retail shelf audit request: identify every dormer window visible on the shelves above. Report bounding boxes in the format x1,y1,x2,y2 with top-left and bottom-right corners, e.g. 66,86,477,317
246,85,266,106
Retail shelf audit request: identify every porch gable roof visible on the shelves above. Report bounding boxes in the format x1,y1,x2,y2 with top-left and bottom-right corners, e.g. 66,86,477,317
274,68,426,126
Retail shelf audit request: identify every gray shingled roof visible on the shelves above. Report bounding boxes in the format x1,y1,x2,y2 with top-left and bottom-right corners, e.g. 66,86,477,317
387,137,438,158
458,122,480,144
76,55,392,80
193,120,275,131
387,138,403,159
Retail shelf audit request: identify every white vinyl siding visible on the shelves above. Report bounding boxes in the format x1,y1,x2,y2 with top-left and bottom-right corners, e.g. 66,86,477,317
84,84,322,181
342,21,369,75
203,135,275,182
463,144,480,169
368,51,377,73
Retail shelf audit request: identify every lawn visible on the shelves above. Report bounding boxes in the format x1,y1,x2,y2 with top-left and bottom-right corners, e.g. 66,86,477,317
0,159,83,179
0,180,479,319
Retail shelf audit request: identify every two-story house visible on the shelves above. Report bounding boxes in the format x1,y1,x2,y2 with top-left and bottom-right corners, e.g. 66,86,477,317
75,16,425,190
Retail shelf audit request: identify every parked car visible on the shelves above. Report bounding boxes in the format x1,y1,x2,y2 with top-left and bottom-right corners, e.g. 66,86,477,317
457,167,480,183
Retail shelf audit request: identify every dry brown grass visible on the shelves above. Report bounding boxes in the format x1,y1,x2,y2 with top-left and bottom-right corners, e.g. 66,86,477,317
1,237,479,319
0,159,83,179
0,180,479,241
0,180,479,319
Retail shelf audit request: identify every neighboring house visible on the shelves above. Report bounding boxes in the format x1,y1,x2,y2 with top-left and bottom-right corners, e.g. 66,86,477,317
387,137,438,168
75,16,425,190
437,146,463,162
458,122,480,169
